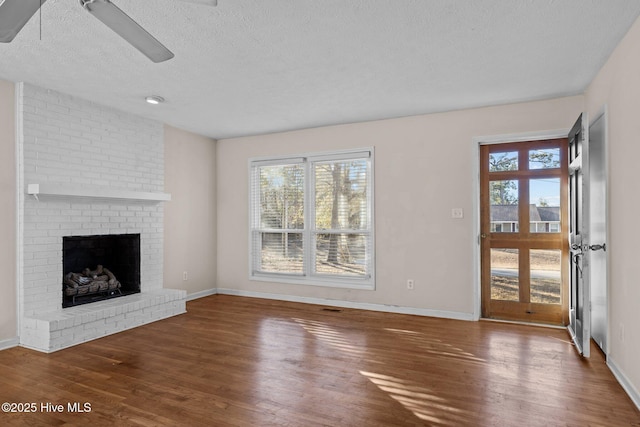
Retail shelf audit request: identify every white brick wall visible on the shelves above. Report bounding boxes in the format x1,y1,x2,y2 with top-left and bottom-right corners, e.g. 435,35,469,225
17,84,183,352
21,85,164,192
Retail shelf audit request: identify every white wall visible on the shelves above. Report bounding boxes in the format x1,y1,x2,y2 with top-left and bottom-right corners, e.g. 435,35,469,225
0,80,16,343
586,15,640,404
163,125,217,297
216,95,584,316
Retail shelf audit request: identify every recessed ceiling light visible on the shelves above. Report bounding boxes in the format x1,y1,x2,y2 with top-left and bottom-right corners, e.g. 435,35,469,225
145,95,165,105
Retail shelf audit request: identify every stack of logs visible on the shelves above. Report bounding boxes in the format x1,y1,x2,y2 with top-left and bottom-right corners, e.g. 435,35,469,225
64,265,122,298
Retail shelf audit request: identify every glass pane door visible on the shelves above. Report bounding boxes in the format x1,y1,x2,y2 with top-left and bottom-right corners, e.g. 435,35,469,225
480,139,569,325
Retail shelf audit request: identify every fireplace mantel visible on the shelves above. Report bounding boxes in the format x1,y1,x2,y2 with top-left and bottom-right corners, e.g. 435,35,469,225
27,183,171,203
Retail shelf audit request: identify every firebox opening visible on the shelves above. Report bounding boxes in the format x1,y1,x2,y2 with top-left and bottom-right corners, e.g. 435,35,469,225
62,234,141,308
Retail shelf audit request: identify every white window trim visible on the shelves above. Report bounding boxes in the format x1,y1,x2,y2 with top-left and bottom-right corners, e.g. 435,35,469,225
248,147,375,290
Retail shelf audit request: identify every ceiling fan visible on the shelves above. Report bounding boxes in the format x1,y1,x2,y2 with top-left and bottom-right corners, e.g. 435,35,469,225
0,0,217,63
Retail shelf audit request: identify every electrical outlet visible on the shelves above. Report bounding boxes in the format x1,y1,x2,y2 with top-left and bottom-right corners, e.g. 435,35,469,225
183,271,188,281
451,208,464,219
407,279,414,290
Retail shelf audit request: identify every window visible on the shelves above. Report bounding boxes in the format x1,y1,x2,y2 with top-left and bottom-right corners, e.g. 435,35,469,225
250,149,374,289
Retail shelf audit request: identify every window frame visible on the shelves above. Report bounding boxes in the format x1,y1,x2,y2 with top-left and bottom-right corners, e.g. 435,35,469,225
249,148,375,290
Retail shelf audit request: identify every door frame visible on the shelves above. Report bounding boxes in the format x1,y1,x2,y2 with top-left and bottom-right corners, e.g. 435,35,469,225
471,129,570,321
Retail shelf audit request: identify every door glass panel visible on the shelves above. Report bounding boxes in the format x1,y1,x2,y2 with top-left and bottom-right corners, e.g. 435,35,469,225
530,250,561,304
529,148,560,169
491,248,519,301
490,180,519,233
530,178,560,233
489,151,518,172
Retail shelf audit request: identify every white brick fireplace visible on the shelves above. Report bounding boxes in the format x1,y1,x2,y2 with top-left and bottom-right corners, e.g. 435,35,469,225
16,83,186,352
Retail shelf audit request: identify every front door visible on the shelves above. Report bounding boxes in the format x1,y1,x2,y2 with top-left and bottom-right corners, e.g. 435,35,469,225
480,139,569,325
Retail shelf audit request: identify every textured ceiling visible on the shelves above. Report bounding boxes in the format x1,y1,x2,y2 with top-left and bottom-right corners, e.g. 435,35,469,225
1,0,639,139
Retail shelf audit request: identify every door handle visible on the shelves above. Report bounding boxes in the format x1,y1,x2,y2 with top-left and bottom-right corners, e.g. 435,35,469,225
571,243,581,251
588,243,606,251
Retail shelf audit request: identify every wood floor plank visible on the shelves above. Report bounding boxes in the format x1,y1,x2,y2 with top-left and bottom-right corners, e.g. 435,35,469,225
0,294,638,426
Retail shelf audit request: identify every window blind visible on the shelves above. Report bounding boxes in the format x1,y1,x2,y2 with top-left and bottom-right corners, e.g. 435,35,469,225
250,149,374,289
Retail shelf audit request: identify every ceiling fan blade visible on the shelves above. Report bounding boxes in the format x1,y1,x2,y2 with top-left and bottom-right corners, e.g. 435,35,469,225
80,0,174,63
0,0,47,43
180,0,218,5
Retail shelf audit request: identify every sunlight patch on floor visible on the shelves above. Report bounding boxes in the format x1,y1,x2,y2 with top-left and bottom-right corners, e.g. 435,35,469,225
290,320,478,424
385,328,487,364
359,370,469,425
292,318,365,356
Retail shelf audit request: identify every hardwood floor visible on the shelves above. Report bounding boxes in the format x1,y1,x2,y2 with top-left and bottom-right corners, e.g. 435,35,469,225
0,295,638,426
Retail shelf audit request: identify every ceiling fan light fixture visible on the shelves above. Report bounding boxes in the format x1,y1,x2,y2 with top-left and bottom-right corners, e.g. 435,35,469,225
145,95,165,105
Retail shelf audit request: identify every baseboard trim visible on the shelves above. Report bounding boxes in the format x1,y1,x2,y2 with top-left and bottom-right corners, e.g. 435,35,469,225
186,288,218,301
216,288,474,321
481,317,565,330
608,356,640,411
0,337,19,351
